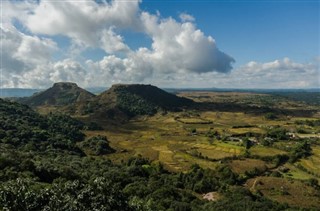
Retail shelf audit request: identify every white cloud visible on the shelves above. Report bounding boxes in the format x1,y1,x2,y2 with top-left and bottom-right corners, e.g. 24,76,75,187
223,58,320,88
50,59,88,84
100,28,130,54
2,0,317,89
242,57,312,74
22,0,234,74
1,27,25,74
179,13,195,22
144,58,319,89
2,0,35,29
85,53,153,86
1,26,57,87
25,0,141,48
14,35,57,65
139,12,235,74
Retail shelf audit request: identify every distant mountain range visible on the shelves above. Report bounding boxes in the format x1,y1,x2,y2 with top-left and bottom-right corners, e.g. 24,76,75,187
1,87,319,98
0,88,42,98
0,87,108,98
164,87,320,93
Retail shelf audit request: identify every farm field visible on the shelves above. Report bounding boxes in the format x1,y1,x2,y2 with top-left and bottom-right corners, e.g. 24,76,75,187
84,107,319,178
246,176,320,209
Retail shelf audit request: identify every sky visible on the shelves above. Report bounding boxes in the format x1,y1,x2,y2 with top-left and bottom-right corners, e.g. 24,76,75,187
1,0,319,89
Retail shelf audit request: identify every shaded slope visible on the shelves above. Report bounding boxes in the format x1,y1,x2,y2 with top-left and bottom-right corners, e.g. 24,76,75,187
0,98,85,155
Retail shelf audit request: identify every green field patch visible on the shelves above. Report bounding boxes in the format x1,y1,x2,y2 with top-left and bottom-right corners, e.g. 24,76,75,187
176,117,213,124
229,159,267,174
297,146,320,176
135,147,160,161
229,127,264,134
282,163,317,181
215,142,244,151
246,176,320,209
298,159,320,177
196,148,236,160
174,151,219,170
250,146,287,157
201,112,267,127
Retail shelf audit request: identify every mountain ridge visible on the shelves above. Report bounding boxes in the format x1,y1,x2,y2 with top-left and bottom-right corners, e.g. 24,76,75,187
17,82,194,120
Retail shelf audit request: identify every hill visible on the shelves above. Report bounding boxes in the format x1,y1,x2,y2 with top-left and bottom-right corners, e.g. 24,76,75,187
92,84,193,118
19,82,95,107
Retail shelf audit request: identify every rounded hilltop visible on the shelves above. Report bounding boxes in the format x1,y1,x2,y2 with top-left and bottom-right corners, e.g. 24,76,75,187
20,82,95,107
52,82,79,88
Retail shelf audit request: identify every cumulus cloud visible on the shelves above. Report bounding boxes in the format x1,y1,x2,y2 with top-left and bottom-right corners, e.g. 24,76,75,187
25,0,141,48
140,12,235,74
1,26,57,87
100,28,130,54
2,0,35,29
1,27,25,74
242,58,313,74
85,53,153,86
50,59,88,84
14,35,57,65
221,58,319,89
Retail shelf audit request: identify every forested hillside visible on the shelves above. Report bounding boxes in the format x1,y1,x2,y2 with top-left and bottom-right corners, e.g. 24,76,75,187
94,84,193,117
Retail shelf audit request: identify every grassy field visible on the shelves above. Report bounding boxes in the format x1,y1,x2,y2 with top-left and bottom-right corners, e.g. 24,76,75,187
249,145,287,157
178,91,319,111
229,159,268,174
298,145,320,177
282,163,317,181
246,176,320,209
83,103,319,173
84,113,228,171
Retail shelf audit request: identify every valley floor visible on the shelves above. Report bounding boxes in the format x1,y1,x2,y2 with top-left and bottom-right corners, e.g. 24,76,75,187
82,108,320,209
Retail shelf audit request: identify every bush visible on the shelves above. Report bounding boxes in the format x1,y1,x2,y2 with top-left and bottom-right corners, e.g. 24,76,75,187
264,112,278,120
79,135,115,155
266,127,289,140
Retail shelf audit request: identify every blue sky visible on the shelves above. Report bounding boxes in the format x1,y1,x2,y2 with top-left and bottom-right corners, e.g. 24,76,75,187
1,0,319,88
142,0,319,65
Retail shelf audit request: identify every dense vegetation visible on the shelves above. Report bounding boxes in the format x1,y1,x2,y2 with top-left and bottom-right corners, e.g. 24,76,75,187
0,99,293,210
79,135,115,155
0,99,84,155
271,92,320,106
116,88,158,116
113,84,192,116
